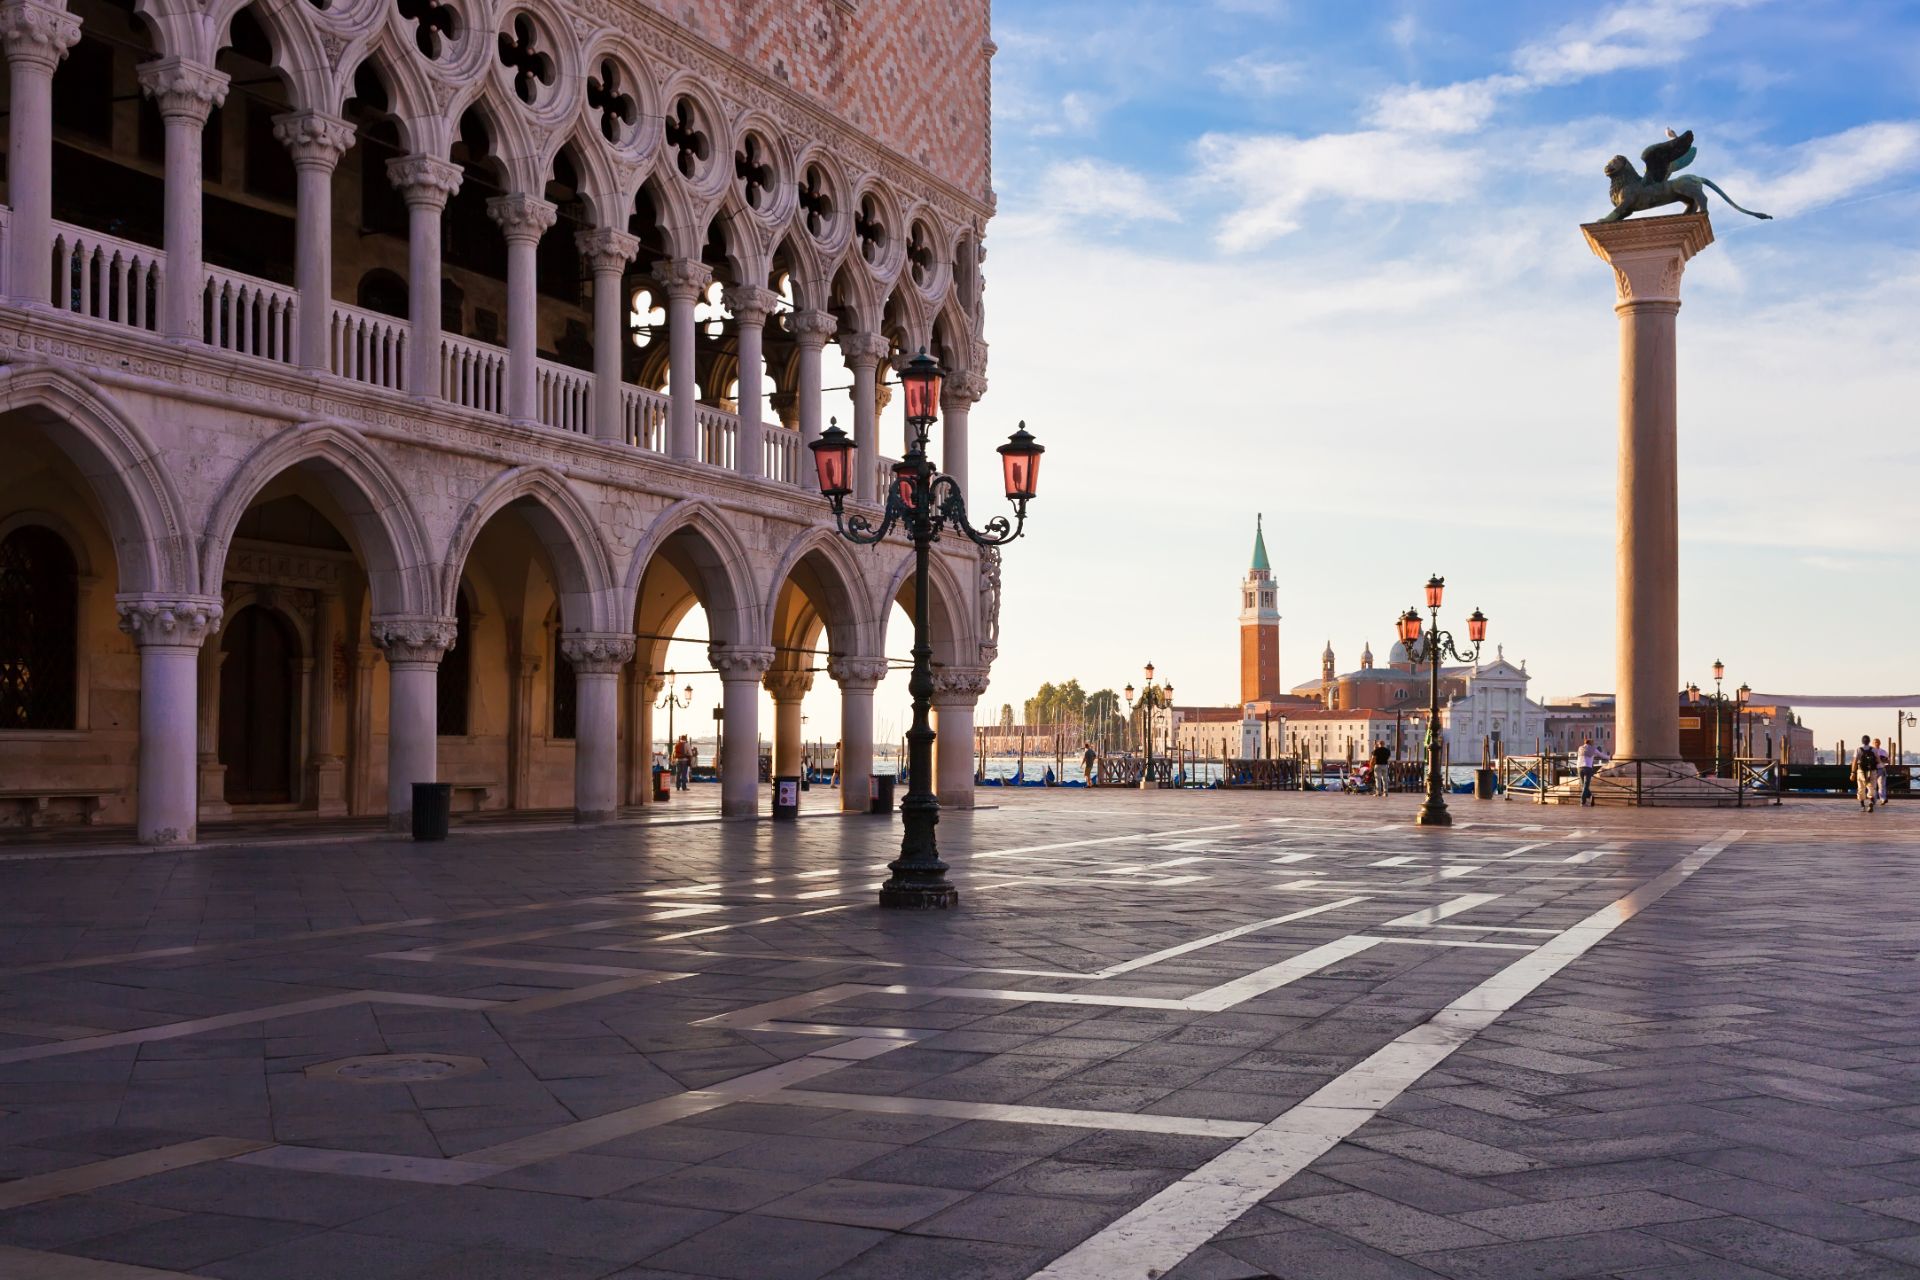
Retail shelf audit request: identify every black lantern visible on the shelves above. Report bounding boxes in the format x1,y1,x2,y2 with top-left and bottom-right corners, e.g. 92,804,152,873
900,349,943,424
1712,658,1725,683
998,422,1044,501
809,418,855,498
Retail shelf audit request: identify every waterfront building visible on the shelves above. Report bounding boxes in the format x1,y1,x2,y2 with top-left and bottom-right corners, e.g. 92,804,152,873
0,0,997,839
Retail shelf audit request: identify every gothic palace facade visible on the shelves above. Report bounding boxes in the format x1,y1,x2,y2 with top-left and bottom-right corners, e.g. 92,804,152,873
0,0,999,840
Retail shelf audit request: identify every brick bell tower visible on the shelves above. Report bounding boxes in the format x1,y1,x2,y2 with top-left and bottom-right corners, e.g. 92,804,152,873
1239,515,1282,703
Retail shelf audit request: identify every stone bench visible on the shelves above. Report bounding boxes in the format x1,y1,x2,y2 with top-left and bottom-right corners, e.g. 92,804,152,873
446,782,502,813
0,789,114,828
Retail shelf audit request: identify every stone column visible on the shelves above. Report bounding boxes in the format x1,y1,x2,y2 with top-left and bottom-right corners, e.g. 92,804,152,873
370,616,455,832
654,259,712,461
486,193,557,425
630,672,663,804
575,227,638,444
941,371,987,492
137,58,229,341
840,333,889,504
0,0,79,304
790,310,836,456
709,645,774,815
560,633,634,823
272,111,354,370
350,643,376,813
724,285,777,479
306,589,346,815
764,668,813,779
932,666,989,810
1583,213,1714,769
506,645,539,809
387,155,461,398
118,596,222,845
829,656,887,814
197,645,231,818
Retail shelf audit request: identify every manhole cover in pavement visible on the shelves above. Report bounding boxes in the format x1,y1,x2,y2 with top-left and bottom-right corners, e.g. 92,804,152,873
307,1053,485,1084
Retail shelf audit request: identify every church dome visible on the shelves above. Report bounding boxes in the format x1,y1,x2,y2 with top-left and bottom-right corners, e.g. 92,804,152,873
1388,640,1412,668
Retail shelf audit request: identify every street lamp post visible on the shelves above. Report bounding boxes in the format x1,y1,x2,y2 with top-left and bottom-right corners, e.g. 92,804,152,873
1735,682,1750,766
1396,575,1487,827
1123,666,1173,790
656,671,693,757
1710,658,1726,779
808,351,1044,910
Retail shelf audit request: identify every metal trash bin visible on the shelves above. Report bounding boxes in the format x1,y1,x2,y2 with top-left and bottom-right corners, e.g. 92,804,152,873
652,765,670,802
773,776,800,821
1473,768,1497,800
869,772,897,814
412,781,452,841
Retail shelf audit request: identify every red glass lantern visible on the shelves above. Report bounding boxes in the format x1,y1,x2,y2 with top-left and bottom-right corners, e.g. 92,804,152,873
1737,682,1750,705
1424,575,1445,610
808,418,855,498
1712,658,1725,683
1467,607,1487,644
682,684,693,703
1686,683,1700,704
1124,683,1135,703
1144,662,1155,683
893,458,918,508
997,422,1044,501
900,349,942,423
1397,608,1422,644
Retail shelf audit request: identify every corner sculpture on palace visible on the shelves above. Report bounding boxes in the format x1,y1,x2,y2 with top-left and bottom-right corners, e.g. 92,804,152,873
1599,129,1773,223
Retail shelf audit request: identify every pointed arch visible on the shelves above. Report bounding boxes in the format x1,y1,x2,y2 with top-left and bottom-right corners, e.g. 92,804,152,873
201,421,432,616
770,231,827,311
879,548,977,668
448,82,542,195
623,498,763,649
441,466,620,632
337,30,437,152
763,525,877,661
208,0,331,112
881,283,929,357
0,364,194,596
702,185,770,287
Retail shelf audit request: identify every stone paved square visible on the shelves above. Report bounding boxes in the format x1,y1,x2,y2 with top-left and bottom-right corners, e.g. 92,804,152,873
2,791,1920,1278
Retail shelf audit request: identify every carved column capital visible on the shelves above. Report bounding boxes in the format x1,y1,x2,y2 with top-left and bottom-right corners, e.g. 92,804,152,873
708,645,776,681
943,370,988,408
763,668,815,702
838,332,890,368
723,284,780,327
575,226,639,274
1583,213,1713,308
652,257,713,301
560,632,636,675
136,57,229,124
370,616,458,667
486,193,558,244
789,309,837,347
117,595,223,649
931,666,991,705
827,655,890,691
386,154,463,209
0,0,78,73
272,110,356,171
640,673,667,698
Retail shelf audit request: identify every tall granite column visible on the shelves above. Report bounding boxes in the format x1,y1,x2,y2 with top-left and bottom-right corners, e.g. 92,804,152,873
118,597,222,845
1583,213,1714,771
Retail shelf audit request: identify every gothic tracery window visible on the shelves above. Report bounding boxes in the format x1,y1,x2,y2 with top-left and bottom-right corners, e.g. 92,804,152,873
0,526,79,730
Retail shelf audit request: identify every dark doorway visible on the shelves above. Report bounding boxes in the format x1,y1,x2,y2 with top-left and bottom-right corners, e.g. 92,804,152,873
220,605,298,804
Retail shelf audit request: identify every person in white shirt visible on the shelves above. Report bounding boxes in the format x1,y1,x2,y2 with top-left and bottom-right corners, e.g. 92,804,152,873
1876,737,1891,806
1576,738,1609,807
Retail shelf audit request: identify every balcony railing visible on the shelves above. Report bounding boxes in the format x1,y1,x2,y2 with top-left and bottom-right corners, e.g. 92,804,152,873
441,333,506,415
204,266,295,363
330,302,407,391
765,422,803,486
535,359,591,435
696,404,737,470
622,385,668,452
51,222,161,332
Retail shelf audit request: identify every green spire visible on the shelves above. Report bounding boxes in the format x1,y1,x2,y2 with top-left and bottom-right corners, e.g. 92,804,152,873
1250,513,1271,573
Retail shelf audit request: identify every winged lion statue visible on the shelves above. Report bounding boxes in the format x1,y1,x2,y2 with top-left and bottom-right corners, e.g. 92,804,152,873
1599,130,1773,223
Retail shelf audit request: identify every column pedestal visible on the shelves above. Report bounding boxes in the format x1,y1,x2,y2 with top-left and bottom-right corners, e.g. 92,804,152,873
119,597,222,845
712,646,775,816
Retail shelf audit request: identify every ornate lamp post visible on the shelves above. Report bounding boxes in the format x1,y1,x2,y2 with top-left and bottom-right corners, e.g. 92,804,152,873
1710,658,1726,778
808,351,1043,910
1735,682,1750,763
1395,575,1487,827
1123,666,1173,789
656,671,693,755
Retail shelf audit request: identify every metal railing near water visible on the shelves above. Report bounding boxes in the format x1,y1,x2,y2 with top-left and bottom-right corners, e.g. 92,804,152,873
51,222,161,332
329,303,407,390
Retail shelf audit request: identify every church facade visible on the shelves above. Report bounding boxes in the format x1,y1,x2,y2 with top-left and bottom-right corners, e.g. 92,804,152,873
0,0,999,840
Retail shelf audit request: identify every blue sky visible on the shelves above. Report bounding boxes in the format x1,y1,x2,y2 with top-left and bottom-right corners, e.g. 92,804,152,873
963,0,1920,754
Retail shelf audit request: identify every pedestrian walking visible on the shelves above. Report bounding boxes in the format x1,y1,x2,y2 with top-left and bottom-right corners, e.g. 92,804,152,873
1081,742,1097,787
1853,734,1879,812
1876,737,1891,807
1576,736,1609,807
1370,741,1392,797
830,740,842,788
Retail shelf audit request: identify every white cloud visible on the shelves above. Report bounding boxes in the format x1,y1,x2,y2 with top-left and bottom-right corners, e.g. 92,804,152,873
1388,11,1421,53
1209,53,1302,96
1515,0,1761,85
1025,158,1181,226
1197,130,1479,249
1755,121,1920,217
1367,75,1527,134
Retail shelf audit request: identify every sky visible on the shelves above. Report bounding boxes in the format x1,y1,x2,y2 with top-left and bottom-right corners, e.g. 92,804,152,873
958,0,1920,756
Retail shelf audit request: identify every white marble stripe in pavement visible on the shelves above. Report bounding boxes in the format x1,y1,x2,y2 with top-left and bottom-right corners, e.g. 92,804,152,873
1027,829,1744,1280
755,1089,1265,1139
1379,893,1502,928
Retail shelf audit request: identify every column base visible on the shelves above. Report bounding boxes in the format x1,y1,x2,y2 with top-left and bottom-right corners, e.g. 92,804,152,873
575,808,616,825
1544,758,1743,807
307,756,348,818
878,883,960,910
387,810,411,833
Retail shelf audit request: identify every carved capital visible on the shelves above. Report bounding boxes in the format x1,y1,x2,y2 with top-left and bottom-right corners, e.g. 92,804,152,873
117,595,223,649
575,227,639,274
652,257,713,301
1582,213,1713,307
789,309,837,346
763,668,815,701
370,615,458,666
0,0,78,73
828,655,890,691
386,155,463,209
932,666,991,704
486,193,558,244
272,110,356,170
137,57,229,124
943,370,988,408
838,332,890,367
707,644,776,681
640,673,667,698
560,632,636,674
722,284,780,326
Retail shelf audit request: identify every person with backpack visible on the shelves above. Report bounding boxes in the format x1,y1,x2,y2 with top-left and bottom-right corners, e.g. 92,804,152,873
1082,742,1097,787
1854,734,1880,812
1370,741,1392,797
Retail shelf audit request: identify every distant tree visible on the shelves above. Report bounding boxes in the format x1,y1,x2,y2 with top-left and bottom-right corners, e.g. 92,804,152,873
1084,688,1125,750
1024,680,1087,728
998,703,1015,732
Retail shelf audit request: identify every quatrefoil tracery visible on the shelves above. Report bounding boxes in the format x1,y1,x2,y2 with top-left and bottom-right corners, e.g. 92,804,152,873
397,0,458,60
587,59,637,144
665,97,711,180
908,222,935,287
497,14,555,106
855,194,887,264
798,164,835,240
735,134,775,211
